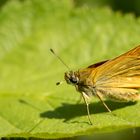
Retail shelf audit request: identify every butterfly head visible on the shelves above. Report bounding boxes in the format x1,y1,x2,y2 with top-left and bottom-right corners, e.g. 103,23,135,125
65,71,79,85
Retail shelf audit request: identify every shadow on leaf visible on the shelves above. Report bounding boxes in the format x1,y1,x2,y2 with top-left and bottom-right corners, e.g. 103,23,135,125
40,101,136,122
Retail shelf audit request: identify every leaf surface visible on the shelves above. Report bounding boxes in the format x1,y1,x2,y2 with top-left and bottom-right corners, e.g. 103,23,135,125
0,0,140,139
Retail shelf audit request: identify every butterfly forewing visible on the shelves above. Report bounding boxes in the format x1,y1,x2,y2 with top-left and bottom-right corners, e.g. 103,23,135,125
93,45,140,88
88,45,140,101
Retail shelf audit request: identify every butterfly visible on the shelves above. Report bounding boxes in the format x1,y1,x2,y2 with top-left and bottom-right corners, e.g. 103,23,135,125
51,45,140,124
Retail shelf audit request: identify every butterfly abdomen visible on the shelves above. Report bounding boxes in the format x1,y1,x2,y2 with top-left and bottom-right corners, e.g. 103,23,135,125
97,87,140,102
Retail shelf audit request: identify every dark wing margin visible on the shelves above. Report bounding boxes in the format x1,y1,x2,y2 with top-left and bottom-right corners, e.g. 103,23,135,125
88,60,109,68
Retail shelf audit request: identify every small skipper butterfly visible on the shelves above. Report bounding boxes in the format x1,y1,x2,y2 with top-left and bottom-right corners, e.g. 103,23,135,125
50,46,140,125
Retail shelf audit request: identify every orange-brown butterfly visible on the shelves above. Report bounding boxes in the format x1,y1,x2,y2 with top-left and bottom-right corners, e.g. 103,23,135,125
50,45,140,124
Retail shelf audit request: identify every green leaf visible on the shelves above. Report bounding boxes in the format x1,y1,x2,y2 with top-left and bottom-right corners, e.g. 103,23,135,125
0,0,140,139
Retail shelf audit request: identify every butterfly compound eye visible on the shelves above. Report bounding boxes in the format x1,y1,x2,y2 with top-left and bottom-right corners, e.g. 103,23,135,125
69,76,79,84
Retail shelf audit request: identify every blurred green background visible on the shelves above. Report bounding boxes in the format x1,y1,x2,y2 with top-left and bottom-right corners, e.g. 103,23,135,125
75,0,140,16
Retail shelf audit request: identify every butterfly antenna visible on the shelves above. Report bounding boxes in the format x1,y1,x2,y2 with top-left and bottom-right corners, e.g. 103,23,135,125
50,48,70,70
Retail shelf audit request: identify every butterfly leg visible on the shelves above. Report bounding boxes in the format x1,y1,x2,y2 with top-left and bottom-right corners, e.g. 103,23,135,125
96,91,112,113
81,92,92,125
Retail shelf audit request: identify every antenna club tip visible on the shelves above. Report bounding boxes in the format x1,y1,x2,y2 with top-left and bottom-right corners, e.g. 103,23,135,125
56,81,63,85
50,48,54,53
56,82,60,85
